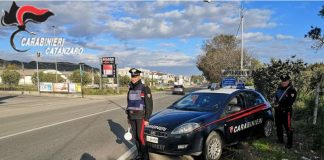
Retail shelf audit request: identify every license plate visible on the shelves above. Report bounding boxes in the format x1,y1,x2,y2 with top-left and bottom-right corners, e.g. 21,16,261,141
146,135,158,144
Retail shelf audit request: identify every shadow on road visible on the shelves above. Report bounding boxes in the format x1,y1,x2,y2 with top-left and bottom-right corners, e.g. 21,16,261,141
80,153,96,160
0,95,17,105
107,119,133,149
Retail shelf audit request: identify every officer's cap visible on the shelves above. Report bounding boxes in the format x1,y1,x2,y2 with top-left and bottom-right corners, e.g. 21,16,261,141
280,74,290,81
129,68,141,77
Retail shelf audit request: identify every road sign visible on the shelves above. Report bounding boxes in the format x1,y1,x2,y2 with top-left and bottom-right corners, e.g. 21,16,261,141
102,57,115,64
222,77,236,87
101,57,117,78
221,69,251,77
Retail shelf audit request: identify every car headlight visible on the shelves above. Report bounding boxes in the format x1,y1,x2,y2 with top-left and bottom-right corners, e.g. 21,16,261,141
171,123,200,134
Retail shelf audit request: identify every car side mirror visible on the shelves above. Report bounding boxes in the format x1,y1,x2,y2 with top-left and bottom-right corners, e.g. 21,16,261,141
226,106,241,114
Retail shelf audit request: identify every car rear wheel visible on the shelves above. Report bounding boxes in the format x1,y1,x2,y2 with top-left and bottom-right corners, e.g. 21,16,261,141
203,131,223,160
263,119,273,137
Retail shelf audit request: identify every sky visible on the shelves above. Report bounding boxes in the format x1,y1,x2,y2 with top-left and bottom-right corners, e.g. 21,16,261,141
0,0,323,76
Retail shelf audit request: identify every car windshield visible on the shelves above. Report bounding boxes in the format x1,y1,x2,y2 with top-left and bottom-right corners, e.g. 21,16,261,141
170,93,229,112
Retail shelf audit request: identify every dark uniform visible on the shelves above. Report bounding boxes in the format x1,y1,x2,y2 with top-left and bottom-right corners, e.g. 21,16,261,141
274,74,297,148
126,68,153,160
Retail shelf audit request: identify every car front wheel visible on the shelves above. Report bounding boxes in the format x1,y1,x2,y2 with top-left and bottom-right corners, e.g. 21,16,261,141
263,119,274,137
203,131,223,160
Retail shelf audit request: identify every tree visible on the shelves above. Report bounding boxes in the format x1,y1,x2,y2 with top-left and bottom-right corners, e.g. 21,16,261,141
69,70,91,85
6,64,19,70
94,72,101,84
1,69,20,85
168,80,174,85
197,34,259,82
118,75,130,87
191,75,204,84
252,57,307,101
31,72,65,85
305,5,324,50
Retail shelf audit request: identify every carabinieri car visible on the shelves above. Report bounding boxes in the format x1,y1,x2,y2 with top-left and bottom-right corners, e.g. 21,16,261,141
144,87,274,160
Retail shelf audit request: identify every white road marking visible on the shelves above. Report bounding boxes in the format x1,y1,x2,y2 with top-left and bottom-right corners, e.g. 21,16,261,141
0,94,172,141
117,146,136,160
0,107,122,140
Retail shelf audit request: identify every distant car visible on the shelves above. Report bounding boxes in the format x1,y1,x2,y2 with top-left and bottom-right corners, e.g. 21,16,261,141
145,87,274,160
172,85,185,95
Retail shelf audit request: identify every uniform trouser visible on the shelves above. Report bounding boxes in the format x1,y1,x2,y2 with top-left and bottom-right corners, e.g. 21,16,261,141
129,118,149,160
275,109,293,146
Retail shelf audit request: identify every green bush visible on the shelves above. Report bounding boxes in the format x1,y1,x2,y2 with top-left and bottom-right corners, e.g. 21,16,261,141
1,69,20,86
31,72,65,85
0,84,37,91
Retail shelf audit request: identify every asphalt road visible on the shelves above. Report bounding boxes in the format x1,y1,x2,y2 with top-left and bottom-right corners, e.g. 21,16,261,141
0,92,193,160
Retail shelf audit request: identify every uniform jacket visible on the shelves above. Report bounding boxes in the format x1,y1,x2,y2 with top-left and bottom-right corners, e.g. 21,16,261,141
275,83,297,111
127,80,153,120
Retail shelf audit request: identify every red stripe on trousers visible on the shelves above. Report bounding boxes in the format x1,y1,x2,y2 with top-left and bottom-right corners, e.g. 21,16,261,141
139,119,145,145
288,112,291,130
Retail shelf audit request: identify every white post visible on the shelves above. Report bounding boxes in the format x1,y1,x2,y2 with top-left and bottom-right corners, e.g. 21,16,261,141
313,83,320,125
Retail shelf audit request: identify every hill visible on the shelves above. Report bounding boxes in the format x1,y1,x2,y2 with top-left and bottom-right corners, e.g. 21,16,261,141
0,59,99,72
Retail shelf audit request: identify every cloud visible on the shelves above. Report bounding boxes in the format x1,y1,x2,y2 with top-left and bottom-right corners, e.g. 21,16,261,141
94,45,195,67
105,2,276,39
244,32,273,42
276,34,294,40
244,9,277,29
246,38,324,63
0,1,276,41
159,43,176,47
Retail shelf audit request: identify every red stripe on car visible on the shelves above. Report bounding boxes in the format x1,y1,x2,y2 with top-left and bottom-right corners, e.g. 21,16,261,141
194,104,267,131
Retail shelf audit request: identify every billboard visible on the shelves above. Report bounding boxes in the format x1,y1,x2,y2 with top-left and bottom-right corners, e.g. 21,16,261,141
69,83,82,93
40,82,53,92
53,83,69,93
101,57,116,78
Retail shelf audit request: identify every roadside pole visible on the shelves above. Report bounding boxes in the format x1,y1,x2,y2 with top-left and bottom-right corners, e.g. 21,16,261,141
79,63,84,98
36,52,40,95
99,58,102,89
116,64,119,94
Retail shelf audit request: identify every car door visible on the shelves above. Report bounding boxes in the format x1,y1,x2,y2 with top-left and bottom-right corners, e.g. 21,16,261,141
223,93,246,143
242,91,266,138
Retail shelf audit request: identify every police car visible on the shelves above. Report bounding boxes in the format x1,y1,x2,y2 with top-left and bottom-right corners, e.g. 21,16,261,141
144,86,274,160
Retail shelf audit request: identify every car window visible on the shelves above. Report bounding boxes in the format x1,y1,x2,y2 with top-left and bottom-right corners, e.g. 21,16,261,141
243,91,265,108
171,93,229,112
225,94,244,114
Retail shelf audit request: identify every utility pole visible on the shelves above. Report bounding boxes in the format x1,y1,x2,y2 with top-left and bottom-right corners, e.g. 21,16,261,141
36,52,40,95
116,64,119,94
21,61,25,85
99,58,102,89
240,5,244,70
91,67,94,85
79,63,84,98
53,25,58,82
